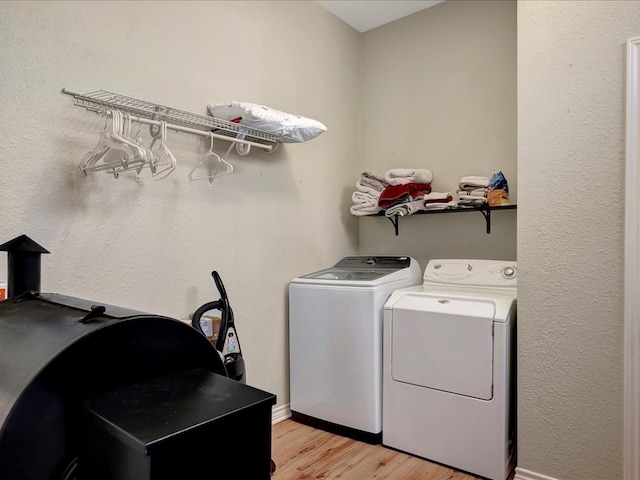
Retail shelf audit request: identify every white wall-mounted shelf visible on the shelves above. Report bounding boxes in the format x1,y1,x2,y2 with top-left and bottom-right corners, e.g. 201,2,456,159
62,89,280,154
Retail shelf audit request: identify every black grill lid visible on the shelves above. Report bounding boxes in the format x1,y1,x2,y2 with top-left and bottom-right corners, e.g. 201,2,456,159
0,292,226,479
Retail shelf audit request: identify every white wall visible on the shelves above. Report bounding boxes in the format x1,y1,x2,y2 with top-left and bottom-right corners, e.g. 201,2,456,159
0,0,361,407
518,1,640,478
3,2,634,478
358,0,517,267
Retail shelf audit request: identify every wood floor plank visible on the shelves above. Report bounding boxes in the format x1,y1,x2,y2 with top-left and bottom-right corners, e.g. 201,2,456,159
271,419,480,480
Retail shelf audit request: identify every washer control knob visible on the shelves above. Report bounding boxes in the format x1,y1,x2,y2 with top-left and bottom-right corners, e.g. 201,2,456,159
502,266,516,279
365,258,376,266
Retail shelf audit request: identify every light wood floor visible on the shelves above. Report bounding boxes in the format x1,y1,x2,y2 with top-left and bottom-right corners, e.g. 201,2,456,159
271,419,480,480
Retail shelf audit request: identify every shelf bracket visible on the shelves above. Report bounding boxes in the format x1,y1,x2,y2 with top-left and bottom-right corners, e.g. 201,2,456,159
386,215,399,236
479,205,492,234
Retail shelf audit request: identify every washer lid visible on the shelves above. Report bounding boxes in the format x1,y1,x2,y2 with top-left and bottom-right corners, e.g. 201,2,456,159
301,268,390,281
293,256,420,286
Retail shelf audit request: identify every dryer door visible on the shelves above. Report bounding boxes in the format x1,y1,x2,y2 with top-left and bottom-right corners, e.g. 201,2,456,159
389,294,495,400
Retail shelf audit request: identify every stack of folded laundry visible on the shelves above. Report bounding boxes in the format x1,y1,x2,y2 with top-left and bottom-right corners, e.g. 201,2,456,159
376,168,455,217
385,191,455,217
457,176,489,207
379,169,433,214
350,171,389,216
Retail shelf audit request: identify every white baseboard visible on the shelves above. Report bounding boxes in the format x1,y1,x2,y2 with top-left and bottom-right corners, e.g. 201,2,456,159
514,467,559,480
272,403,292,425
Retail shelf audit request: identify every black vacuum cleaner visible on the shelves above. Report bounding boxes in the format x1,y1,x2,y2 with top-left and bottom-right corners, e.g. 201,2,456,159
191,271,277,475
192,271,245,383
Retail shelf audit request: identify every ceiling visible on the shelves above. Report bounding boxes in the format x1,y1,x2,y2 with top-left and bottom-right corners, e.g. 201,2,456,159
316,0,445,33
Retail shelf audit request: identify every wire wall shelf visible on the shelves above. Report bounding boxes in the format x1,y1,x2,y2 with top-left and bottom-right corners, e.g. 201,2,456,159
62,89,280,153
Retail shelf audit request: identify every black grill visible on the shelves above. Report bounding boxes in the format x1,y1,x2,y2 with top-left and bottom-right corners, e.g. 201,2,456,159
0,292,275,479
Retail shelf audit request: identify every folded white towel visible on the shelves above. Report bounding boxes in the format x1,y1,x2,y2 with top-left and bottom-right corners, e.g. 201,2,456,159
459,194,487,203
360,171,389,191
352,190,379,205
384,198,457,216
456,188,487,197
384,200,425,217
350,203,382,216
424,201,457,211
423,192,453,203
459,176,489,189
384,168,433,186
460,176,490,184
356,180,382,197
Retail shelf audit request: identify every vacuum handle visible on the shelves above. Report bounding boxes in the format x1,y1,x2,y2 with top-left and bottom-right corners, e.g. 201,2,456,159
211,271,228,302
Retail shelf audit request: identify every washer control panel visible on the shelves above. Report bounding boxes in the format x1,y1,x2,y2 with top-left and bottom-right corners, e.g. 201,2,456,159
334,256,411,269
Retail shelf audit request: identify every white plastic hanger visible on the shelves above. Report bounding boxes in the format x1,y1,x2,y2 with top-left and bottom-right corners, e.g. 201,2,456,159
104,113,152,179
189,133,234,190
130,116,155,181
149,121,177,180
79,110,134,174
79,110,148,177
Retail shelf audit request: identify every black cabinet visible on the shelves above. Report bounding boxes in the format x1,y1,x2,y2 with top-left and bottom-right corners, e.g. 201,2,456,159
79,368,276,480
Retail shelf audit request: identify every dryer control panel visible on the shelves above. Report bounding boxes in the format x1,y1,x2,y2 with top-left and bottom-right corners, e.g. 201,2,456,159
334,256,412,269
424,259,517,288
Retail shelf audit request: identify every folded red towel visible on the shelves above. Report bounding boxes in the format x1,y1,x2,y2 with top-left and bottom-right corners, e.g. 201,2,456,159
424,194,453,204
378,183,432,208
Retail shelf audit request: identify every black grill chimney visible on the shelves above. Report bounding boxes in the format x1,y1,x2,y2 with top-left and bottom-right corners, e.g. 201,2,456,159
0,235,49,297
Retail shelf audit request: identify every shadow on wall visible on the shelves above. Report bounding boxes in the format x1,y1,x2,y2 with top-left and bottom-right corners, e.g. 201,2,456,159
358,208,517,264
340,184,361,252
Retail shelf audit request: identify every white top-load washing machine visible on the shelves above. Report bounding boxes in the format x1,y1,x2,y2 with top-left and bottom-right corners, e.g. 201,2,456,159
383,259,517,480
289,256,422,442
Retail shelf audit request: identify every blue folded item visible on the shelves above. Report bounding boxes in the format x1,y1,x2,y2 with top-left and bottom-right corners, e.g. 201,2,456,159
488,170,509,192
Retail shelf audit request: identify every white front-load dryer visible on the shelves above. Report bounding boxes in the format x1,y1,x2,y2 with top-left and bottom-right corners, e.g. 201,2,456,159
289,256,422,443
383,259,517,480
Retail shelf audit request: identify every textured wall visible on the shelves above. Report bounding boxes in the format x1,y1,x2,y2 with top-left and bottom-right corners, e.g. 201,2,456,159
0,1,361,407
358,0,517,266
518,2,640,478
